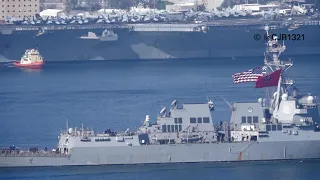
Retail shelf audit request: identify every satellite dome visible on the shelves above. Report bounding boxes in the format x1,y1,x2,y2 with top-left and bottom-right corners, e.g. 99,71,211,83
281,93,288,101
258,98,263,103
273,92,277,98
307,96,314,104
68,128,73,134
145,115,150,121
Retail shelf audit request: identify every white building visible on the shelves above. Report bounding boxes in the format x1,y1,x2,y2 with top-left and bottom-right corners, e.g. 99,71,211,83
166,3,196,12
164,0,224,11
200,0,224,10
39,9,63,18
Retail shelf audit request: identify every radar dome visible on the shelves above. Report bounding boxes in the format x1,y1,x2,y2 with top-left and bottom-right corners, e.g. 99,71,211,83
307,96,314,104
258,98,263,103
68,128,73,134
201,26,207,31
281,93,288,101
273,92,278,98
145,115,150,121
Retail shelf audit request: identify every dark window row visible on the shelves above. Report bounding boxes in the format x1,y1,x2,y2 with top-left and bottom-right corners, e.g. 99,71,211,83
162,125,182,133
241,116,259,124
2,9,37,12
266,124,282,131
2,0,37,1
174,118,183,124
190,117,210,124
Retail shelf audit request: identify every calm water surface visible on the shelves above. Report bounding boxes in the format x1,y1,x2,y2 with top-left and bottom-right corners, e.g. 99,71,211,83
0,56,320,180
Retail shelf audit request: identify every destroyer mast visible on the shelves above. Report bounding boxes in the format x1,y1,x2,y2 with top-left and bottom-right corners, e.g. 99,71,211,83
263,26,295,120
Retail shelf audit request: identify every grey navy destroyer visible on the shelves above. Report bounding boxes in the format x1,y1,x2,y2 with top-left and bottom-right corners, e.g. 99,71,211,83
1,26,320,167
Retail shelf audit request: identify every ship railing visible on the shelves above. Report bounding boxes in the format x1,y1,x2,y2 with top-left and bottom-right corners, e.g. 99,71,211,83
266,60,293,67
0,150,70,157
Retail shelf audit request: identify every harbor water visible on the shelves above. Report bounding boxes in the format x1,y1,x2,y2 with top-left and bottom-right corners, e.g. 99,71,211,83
0,56,320,179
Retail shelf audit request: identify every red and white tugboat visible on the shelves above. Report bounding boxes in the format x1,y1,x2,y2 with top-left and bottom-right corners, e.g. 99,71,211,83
14,49,44,68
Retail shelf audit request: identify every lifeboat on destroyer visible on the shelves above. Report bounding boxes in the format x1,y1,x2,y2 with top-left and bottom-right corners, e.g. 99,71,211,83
13,49,44,68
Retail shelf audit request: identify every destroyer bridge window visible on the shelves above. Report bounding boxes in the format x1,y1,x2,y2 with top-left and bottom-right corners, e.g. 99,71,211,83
277,125,282,131
203,117,210,123
266,124,271,131
241,116,246,123
197,117,202,123
174,118,178,124
272,125,277,131
162,125,167,132
178,118,182,124
178,125,182,131
253,116,259,123
167,125,171,132
247,116,252,123
175,125,179,132
171,125,175,132
190,118,197,123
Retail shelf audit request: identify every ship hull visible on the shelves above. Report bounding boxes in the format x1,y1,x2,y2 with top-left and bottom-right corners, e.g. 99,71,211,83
1,140,320,167
13,61,43,68
0,25,319,62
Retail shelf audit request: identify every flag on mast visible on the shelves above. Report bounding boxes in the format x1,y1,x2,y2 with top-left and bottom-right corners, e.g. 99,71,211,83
255,69,282,88
232,66,267,84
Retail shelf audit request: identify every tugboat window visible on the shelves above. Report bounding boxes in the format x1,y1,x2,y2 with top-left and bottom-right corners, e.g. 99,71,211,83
178,118,182,124
174,118,178,124
253,116,259,123
247,116,252,123
241,116,246,123
197,117,202,123
190,118,197,123
203,117,210,123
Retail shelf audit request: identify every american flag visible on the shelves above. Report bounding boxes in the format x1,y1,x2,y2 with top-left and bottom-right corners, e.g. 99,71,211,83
232,66,267,84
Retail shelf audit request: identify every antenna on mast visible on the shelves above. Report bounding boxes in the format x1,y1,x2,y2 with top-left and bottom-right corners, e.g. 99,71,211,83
263,25,293,119
66,119,68,131
82,122,84,136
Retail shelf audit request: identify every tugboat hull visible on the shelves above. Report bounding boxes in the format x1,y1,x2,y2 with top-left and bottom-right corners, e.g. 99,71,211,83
13,61,44,68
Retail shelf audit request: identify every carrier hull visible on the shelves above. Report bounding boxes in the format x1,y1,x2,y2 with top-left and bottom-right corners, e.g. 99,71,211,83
0,25,319,62
2,140,320,167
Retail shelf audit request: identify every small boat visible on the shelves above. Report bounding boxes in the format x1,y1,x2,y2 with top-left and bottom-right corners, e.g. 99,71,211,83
13,49,44,68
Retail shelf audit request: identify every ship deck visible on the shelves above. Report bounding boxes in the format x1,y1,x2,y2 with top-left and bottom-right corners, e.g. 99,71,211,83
0,16,319,34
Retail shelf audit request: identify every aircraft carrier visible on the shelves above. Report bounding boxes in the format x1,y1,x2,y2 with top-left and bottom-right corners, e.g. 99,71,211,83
0,4,320,62
1,26,320,167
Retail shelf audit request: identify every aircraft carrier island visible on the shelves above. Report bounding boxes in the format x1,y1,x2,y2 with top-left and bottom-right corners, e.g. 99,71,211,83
0,3,320,61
